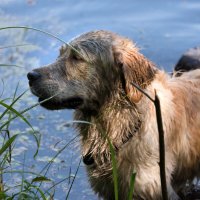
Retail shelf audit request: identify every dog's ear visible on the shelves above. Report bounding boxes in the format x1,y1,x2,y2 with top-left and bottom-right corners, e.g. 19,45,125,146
113,41,156,103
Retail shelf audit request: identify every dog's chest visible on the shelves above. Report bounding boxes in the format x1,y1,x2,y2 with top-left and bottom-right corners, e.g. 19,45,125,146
86,137,158,200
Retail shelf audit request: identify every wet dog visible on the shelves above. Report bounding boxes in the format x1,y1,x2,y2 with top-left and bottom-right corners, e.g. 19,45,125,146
27,31,200,200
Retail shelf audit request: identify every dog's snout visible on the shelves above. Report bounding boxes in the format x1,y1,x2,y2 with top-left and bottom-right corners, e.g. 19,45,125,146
27,71,41,82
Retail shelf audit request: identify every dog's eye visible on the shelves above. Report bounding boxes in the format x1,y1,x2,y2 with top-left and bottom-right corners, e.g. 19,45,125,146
71,53,83,61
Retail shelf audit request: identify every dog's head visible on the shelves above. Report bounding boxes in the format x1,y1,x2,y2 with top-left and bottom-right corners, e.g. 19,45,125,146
27,30,156,111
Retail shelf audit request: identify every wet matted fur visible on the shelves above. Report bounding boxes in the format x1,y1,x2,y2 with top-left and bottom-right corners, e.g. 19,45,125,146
27,31,200,200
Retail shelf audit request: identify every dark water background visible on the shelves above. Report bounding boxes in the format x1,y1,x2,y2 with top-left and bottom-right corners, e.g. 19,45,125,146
0,0,200,199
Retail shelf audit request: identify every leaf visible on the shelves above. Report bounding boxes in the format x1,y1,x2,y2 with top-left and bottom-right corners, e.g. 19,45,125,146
0,44,31,49
32,176,51,183
0,89,40,158
24,181,48,200
0,64,22,68
33,187,47,200
127,172,136,200
66,158,81,200
0,100,34,132
0,26,83,59
0,134,18,156
95,125,119,200
0,192,9,199
0,90,27,121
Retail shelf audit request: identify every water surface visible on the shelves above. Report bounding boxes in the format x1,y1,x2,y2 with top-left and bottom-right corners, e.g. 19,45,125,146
0,0,200,199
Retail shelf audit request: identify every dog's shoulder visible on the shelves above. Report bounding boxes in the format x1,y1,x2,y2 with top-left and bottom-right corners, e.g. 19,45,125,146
171,69,200,88
175,68,200,80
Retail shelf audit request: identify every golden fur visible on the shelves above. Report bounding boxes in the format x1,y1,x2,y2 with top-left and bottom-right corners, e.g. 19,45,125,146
28,30,200,200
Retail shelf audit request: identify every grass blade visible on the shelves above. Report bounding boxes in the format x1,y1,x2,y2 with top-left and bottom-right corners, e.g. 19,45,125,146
0,79,5,98
0,100,34,132
0,64,22,68
0,90,27,121
127,172,136,200
30,186,48,200
0,95,41,157
0,192,8,199
0,89,65,131
39,135,79,175
31,176,51,183
35,135,79,197
0,134,18,156
0,44,32,49
65,158,81,200
0,26,85,59
44,176,73,195
94,123,119,200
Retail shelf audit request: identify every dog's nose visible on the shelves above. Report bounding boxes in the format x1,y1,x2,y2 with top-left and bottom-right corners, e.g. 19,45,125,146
27,71,41,82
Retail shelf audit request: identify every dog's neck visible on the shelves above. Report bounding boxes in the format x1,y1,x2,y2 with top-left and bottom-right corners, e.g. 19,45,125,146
74,88,145,167
82,117,142,166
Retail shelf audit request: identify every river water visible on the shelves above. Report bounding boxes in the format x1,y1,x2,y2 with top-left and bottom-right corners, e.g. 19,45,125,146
0,0,200,199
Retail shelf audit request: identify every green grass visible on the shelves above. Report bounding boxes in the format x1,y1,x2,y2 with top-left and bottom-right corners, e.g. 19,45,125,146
0,94,81,199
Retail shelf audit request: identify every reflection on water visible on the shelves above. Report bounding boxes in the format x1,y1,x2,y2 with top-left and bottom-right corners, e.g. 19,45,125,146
0,0,200,199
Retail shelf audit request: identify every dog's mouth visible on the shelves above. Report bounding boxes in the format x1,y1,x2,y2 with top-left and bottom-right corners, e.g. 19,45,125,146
63,97,84,109
38,97,83,110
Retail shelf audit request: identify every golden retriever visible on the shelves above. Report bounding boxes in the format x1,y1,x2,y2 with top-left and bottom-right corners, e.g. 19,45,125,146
27,30,200,200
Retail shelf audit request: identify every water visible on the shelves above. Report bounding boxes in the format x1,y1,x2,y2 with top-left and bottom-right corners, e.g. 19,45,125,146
0,0,200,199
